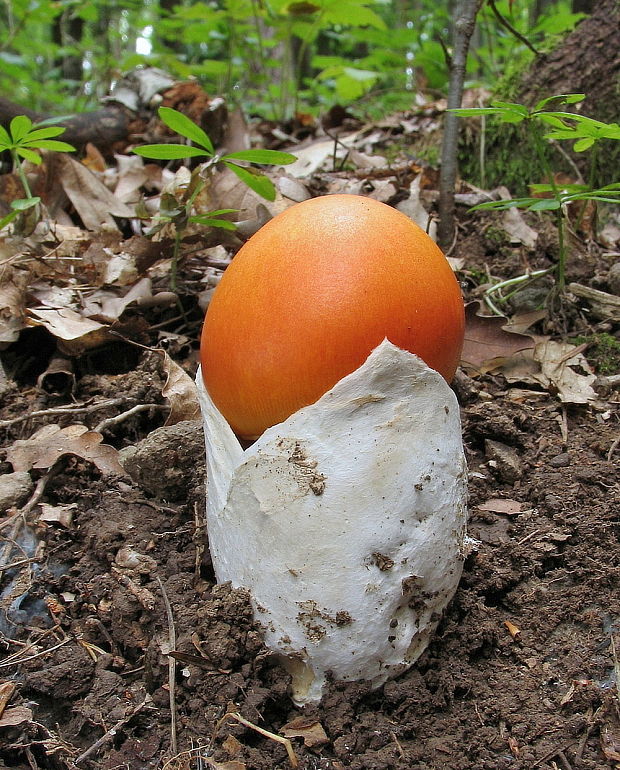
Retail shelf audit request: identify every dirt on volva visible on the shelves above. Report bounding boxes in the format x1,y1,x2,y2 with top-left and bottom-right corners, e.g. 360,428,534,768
0,188,619,770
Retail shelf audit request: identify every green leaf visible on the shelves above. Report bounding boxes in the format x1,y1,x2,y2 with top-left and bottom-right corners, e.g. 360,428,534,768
34,115,75,127
133,144,208,160
9,115,32,142
189,215,238,230
573,137,595,152
0,210,20,230
22,139,75,152
0,124,11,146
448,108,503,117
491,101,529,117
16,147,42,164
534,93,585,112
528,198,561,211
22,126,67,141
222,149,297,165
11,196,40,210
224,161,276,201
470,198,537,211
203,208,239,216
158,107,214,154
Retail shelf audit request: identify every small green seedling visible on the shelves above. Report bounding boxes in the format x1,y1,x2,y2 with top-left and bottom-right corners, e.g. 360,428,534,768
451,94,620,303
0,115,75,231
134,106,296,201
133,107,296,288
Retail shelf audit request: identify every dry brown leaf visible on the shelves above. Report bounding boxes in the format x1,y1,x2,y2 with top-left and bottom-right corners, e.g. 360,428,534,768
477,499,523,515
0,265,29,346
535,340,597,403
39,502,78,527
159,350,200,425
601,725,620,762
281,717,330,749
461,302,535,372
27,307,111,355
6,424,126,476
57,154,135,230
0,706,33,728
114,154,150,203
83,277,153,323
503,620,521,640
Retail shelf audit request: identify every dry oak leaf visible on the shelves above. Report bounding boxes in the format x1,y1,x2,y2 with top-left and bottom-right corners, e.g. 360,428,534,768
460,301,535,373
27,307,111,356
280,717,330,749
57,154,136,230
0,706,33,728
159,350,200,425
6,424,126,476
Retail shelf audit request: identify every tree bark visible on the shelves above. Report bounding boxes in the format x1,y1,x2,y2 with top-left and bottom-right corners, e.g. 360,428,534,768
437,0,482,251
0,97,133,155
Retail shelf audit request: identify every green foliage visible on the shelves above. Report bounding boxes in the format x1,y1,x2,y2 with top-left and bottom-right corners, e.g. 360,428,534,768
1,0,589,120
451,95,620,295
134,106,296,201
570,334,620,376
0,115,75,231
133,107,296,287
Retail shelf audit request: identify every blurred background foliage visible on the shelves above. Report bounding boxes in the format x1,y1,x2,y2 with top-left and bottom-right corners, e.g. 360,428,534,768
0,0,587,121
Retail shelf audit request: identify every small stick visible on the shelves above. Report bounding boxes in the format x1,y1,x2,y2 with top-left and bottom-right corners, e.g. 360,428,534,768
73,697,150,765
95,403,166,432
157,576,178,757
0,397,127,430
112,568,156,611
214,711,298,768
0,636,72,669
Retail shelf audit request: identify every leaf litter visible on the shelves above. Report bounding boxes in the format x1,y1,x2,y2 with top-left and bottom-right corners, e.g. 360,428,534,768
0,82,619,769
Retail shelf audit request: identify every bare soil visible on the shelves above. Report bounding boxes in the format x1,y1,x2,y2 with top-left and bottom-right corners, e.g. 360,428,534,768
0,223,619,770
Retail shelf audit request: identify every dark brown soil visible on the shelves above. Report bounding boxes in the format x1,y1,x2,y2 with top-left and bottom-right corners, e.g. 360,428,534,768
1,229,619,770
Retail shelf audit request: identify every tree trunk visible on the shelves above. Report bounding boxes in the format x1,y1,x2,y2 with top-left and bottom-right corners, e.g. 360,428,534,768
437,0,482,250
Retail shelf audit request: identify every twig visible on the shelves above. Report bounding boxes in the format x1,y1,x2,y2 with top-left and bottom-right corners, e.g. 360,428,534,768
157,576,178,757
95,403,166,432
487,0,539,55
607,437,620,463
112,568,156,611
73,696,150,765
213,711,299,768
0,397,127,430
0,635,72,668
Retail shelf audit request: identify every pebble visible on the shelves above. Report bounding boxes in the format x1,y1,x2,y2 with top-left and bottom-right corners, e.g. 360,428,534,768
549,452,570,468
484,439,523,483
0,471,34,513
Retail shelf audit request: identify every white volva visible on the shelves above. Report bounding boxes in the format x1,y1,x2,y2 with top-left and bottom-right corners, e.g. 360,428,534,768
196,340,468,704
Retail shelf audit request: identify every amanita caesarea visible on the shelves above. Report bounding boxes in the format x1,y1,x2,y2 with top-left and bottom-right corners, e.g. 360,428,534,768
196,340,468,704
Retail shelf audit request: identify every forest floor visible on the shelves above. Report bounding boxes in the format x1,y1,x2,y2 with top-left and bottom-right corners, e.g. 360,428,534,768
0,103,619,770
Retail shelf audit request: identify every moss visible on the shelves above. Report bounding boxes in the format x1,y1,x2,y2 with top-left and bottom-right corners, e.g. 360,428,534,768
570,333,620,375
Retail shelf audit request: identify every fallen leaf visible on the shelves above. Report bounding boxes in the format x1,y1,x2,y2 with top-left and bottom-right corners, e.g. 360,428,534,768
159,350,201,425
6,424,126,476
0,706,33,728
501,207,538,249
281,717,330,748
477,499,523,515
38,502,78,527
57,154,136,230
535,340,597,404
396,175,436,240
601,725,620,762
27,308,111,355
0,265,29,346
461,302,535,372
504,620,521,640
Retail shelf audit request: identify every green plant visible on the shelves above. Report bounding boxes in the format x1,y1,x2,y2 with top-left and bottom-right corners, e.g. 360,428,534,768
133,106,296,288
570,333,620,376
0,115,75,231
451,94,620,299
